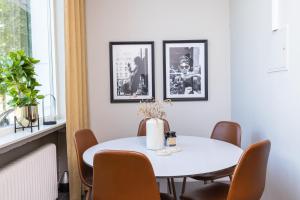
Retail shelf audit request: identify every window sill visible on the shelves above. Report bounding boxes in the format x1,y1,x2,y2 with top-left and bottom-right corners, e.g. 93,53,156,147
0,126,14,138
0,119,66,154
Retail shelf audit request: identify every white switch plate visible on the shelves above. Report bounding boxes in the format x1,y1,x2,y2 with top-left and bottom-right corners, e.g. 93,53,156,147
268,25,289,73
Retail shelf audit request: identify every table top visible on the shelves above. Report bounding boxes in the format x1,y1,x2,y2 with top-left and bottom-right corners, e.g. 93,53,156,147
83,136,243,178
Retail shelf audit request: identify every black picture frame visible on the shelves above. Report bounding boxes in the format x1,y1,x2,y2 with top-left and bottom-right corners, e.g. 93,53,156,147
110,41,155,103
163,40,208,101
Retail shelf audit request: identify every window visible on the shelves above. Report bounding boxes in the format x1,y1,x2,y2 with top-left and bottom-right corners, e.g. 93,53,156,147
0,0,56,130
0,0,31,56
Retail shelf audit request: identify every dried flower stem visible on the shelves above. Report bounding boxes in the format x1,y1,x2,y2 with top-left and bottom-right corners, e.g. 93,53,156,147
137,99,172,119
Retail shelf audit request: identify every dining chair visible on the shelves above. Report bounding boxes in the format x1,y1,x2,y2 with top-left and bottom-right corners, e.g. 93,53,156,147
74,129,98,200
137,118,171,136
181,121,241,194
180,140,271,200
92,150,173,200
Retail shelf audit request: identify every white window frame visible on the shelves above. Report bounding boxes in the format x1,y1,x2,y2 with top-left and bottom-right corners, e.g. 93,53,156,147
0,0,66,136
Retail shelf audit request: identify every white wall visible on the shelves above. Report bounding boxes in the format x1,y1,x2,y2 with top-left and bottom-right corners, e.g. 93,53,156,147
230,0,300,199
86,0,231,142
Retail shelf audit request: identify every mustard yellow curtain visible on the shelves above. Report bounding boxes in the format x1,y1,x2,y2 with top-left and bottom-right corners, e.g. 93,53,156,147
65,0,89,199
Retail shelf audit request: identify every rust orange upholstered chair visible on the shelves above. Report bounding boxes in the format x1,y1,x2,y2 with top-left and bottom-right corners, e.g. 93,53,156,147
180,140,271,200
92,150,173,200
74,129,98,200
137,118,171,136
181,121,242,194
210,121,241,147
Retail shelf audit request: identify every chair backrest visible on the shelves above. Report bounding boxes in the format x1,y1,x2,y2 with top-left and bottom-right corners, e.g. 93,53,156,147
74,129,98,187
137,118,170,136
93,150,161,200
227,140,271,200
211,121,242,147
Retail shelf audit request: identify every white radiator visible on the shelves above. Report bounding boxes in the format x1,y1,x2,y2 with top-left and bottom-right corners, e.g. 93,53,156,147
0,144,58,200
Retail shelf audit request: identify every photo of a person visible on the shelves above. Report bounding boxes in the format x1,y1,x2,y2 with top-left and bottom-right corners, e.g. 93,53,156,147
110,42,154,103
163,40,208,101
176,55,201,94
127,56,147,94
169,49,201,95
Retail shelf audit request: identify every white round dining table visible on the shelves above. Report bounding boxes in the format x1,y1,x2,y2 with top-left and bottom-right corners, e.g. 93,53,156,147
83,136,243,178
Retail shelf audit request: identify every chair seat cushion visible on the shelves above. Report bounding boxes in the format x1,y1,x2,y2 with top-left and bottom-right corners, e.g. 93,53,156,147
180,182,230,200
191,166,235,181
160,193,174,200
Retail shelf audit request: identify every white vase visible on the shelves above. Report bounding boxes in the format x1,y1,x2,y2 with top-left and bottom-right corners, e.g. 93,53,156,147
146,118,164,150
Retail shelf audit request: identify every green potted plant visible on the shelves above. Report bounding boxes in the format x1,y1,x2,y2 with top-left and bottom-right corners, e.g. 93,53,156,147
0,50,44,127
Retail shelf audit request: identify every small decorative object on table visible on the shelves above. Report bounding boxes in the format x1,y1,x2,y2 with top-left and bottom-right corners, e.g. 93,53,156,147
138,99,172,150
165,131,177,147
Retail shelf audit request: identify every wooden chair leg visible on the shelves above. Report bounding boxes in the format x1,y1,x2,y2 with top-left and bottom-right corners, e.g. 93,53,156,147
181,177,187,195
85,187,91,200
84,186,92,200
171,178,177,200
167,178,172,194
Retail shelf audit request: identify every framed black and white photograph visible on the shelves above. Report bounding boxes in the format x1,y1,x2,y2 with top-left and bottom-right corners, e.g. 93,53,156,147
163,40,208,101
110,41,155,103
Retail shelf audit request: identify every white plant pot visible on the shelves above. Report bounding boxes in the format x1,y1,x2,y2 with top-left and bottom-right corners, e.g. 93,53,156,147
146,118,164,150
